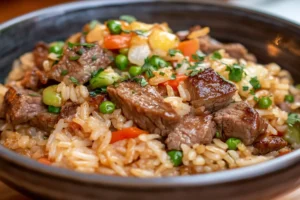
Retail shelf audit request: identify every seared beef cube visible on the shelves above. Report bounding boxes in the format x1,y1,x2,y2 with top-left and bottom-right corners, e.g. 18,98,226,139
33,42,49,69
214,102,267,145
254,135,287,155
107,82,180,136
47,43,113,84
21,68,48,90
198,36,256,62
166,115,216,150
59,101,79,119
30,112,58,132
185,68,237,112
4,87,44,125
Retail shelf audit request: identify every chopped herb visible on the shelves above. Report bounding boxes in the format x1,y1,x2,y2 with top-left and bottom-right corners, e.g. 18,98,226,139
191,50,205,62
120,15,137,23
91,68,104,78
52,60,59,67
108,55,114,62
226,64,244,82
284,94,294,103
133,77,148,87
133,30,148,36
254,96,259,102
287,113,300,126
249,89,255,95
69,55,80,61
61,69,69,76
28,93,40,97
142,58,156,78
215,131,221,139
89,87,107,97
250,77,261,90
68,42,95,48
159,72,165,76
168,49,182,57
43,136,49,140
131,90,136,94
170,74,176,80
175,63,182,69
187,63,202,77
89,20,99,30
211,51,222,60
76,48,84,55
243,86,249,91
92,55,97,61
69,77,79,85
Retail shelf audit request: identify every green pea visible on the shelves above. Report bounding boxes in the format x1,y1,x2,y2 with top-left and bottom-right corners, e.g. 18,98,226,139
284,94,294,103
226,138,241,150
107,20,122,34
89,70,120,89
99,101,115,114
42,85,62,107
167,150,183,167
129,66,142,77
48,105,61,114
119,48,129,55
49,41,64,55
258,96,272,109
115,54,129,70
149,55,168,69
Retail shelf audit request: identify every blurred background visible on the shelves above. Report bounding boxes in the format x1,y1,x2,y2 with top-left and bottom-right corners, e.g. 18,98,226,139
0,0,300,24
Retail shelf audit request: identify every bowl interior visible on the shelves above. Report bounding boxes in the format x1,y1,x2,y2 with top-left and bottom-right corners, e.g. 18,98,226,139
0,0,300,187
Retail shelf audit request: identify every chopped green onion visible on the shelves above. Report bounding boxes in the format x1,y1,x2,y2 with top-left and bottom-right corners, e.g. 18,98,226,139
89,20,99,30
284,94,294,103
61,69,68,76
167,150,183,167
170,74,176,80
226,64,244,82
287,113,300,126
192,50,205,62
120,15,137,23
168,49,182,57
69,77,79,85
133,77,148,87
69,55,80,61
48,105,61,114
49,41,64,55
250,76,261,90
211,51,222,60
243,86,249,91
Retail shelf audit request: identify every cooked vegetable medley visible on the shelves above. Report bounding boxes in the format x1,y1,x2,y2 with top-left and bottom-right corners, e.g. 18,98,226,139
0,15,299,177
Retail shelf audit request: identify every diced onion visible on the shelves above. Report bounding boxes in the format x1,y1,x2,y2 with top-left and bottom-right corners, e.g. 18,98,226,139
128,44,151,66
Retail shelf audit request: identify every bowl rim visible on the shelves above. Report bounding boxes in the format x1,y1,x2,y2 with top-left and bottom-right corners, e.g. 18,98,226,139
0,0,300,188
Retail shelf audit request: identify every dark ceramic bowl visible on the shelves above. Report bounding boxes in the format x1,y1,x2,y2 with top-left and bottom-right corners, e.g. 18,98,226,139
0,1,300,200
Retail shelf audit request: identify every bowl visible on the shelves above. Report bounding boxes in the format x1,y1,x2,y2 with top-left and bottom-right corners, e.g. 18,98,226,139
0,1,300,200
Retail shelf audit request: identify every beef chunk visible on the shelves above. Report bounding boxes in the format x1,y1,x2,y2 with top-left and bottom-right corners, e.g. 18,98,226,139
4,86,44,125
59,101,79,119
198,36,256,62
47,43,113,84
214,102,267,145
33,42,49,69
107,82,180,136
30,112,58,132
166,115,216,150
254,135,287,154
185,68,237,112
21,68,48,90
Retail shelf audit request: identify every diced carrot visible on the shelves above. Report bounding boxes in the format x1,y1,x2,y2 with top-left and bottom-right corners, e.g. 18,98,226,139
161,75,188,90
177,39,199,60
110,127,148,143
38,157,51,165
68,121,82,132
103,34,132,49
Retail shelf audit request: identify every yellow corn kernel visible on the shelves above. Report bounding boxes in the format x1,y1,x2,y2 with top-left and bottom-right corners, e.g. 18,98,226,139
149,29,179,52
